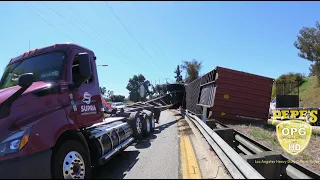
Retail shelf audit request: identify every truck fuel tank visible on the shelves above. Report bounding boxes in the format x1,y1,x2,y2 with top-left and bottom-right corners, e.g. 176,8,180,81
85,121,133,158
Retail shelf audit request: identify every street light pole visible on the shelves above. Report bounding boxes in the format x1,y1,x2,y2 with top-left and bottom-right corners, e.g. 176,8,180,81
97,65,108,67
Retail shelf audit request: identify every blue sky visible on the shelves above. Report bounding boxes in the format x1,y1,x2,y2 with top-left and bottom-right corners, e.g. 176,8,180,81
0,1,319,97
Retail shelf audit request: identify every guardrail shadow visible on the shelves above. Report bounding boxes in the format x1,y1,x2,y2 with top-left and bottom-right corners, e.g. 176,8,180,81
92,150,140,179
153,118,180,134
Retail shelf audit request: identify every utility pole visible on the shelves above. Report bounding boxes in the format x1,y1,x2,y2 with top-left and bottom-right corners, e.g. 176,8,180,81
29,40,30,51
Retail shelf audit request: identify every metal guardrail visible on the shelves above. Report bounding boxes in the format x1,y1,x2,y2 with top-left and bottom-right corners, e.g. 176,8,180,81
183,109,264,179
213,120,320,179
182,109,320,179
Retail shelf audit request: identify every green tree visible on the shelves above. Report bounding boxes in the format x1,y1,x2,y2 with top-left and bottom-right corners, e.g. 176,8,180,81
100,87,106,95
100,87,114,98
110,95,125,102
181,59,202,83
152,84,168,97
105,90,114,99
309,63,317,77
126,74,151,102
294,21,320,86
174,65,183,84
275,72,305,95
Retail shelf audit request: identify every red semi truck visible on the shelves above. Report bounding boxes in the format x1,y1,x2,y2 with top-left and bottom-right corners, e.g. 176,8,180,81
0,43,158,179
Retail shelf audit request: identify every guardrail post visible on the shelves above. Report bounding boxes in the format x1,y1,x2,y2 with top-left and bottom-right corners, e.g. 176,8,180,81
202,107,207,123
213,128,234,148
206,119,217,129
242,151,282,179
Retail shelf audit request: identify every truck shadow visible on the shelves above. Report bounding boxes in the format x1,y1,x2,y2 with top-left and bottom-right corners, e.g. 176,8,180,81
134,134,157,149
92,115,181,178
134,117,181,149
92,150,140,179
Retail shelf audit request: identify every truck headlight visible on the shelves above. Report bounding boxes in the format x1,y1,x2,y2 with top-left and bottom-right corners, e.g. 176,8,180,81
0,129,31,156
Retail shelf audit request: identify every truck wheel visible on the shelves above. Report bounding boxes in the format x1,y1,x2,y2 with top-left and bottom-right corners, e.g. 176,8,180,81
142,110,155,132
154,108,161,123
52,140,91,179
141,114,152,137
128,111,143,140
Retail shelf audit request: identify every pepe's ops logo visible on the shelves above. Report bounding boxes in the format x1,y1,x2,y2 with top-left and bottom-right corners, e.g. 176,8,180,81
276,120,312,156
272,109,318,124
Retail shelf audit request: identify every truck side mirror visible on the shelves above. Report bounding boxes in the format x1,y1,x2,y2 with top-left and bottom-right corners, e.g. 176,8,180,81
77,53,92,86
18,73,34,88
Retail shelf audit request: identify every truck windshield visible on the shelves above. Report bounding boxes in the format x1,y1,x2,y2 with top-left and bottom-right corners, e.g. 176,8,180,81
0,51,66,90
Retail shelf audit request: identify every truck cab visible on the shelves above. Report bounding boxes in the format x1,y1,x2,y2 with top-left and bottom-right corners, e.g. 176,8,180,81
0,43,155,179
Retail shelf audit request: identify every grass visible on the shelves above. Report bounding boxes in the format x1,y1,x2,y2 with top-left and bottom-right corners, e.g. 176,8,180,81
299,76,320,108
271,75,320,108
250,128,279,146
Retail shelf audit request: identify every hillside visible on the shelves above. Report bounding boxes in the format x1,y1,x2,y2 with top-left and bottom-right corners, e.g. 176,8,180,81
299,76,320,108
271,75,320,108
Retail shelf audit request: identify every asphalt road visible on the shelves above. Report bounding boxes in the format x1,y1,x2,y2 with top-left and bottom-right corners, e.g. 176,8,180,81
92,110,180,179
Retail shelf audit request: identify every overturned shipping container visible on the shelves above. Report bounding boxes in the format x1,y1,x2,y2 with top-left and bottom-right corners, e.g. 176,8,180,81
185,66,274,125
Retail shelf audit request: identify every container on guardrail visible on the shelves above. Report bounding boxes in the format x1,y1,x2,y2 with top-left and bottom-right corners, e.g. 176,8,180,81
185,66,274,125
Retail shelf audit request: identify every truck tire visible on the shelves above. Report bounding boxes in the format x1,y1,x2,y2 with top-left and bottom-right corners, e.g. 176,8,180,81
154,108,161,123
141,113,152,137
142,110,155,132
52,140,91,179
128,111,143,140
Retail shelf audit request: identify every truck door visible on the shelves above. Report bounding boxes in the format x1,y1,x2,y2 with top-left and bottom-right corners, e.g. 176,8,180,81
69,51,103,127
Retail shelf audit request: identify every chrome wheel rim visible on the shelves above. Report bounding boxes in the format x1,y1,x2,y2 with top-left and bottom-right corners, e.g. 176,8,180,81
146,117,151,132
136,118,142,134
151,117,155,129
63,151,85,179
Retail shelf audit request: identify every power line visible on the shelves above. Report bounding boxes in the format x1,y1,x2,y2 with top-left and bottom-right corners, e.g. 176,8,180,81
116,2,173,84
87,2,156,74
43,2,131,67
105,2,165,79
46,2,161,82
29,2,162,83
63,3,152,73
88,2,163,80
30,2,131,69
44,3,98,42
64,1,131,61
87,3,134,57
128,2,169,64
27,3,76,42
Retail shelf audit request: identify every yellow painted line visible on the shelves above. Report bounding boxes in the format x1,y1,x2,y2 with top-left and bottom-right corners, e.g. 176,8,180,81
175,113,202,179
180,135,188,178
180,135,202,179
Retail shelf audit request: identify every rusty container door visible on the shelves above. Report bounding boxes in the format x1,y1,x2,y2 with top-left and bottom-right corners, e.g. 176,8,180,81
209,66,274,124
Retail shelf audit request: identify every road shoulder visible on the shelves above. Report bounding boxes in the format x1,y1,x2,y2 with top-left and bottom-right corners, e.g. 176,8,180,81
173,110,231,179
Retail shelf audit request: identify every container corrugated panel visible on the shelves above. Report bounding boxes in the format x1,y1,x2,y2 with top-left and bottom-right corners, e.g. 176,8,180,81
209,66,274,124
185,78,202,114
201,69,217,85
199,84,215,106
198,69,217,107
